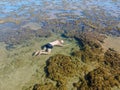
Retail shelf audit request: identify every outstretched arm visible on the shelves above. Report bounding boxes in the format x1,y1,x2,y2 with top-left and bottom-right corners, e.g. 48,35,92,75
58,44,64,47
57,44,69,47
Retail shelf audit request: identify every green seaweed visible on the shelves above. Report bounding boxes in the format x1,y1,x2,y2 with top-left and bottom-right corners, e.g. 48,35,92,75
0,28,51,45
33,83,56,90
74,67,119,90
32,54,83,90
47,54,77,82
104,48,120,76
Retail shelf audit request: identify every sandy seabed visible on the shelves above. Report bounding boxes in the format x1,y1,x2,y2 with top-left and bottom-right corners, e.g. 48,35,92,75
102,36,120,54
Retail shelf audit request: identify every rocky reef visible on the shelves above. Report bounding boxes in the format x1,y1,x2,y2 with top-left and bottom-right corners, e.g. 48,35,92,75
104,48,120,71
74,67,119,90
72,44,103,63
33,83,57,90
103,48,120,80
32,31,120,90
69,31,105,63
33,50,120,90
33,54,82,90
0,28,51,45
46,54,79,84
1,1,120,89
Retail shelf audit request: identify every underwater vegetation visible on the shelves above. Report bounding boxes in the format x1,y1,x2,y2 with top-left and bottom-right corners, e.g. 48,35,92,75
72,45,103,63
32,30,120,90
33,50,120,90
67,31,105,63
41,15,120,36
47,54,77,76
33,82,67,90
0,12,119,47
0,0,120,89
104,48,120,78
74,67,119,90
46,54,79,85
33,54,80,90
64,30,106,44
0,28,51,45
104,48,120,70
33,83,57,90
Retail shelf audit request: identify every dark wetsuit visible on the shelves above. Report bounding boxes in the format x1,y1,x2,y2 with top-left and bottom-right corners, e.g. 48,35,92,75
41,43,53,51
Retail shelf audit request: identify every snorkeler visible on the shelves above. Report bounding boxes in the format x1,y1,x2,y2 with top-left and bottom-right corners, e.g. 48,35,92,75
33,39,64,56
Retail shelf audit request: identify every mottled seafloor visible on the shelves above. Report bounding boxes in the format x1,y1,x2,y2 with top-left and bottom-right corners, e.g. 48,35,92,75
0,0,120,90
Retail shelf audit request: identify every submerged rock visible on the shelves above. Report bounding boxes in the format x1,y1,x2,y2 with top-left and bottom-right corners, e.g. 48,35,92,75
32,54,83,90
72,44,104,63
104,48,120,75
74,67,119,90
46,54,78,84
0,28,51,45
32,31,120,90
104,48,120,68
66,31,105,63
33,83,56,90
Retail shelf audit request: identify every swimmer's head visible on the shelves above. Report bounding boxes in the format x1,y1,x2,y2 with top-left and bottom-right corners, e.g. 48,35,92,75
60,40,64,44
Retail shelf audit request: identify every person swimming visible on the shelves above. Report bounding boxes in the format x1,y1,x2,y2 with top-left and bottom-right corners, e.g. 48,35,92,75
33,39,64,56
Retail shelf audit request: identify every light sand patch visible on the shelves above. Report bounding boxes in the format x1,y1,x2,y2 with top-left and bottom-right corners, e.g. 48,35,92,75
22,22,42,30
102,36,120,53
0,20,5,24
0,65,37,90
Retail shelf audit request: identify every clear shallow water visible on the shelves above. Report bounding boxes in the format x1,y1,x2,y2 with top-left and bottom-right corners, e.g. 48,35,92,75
0,1,120,90
0,0,120,18
0,0,120,37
